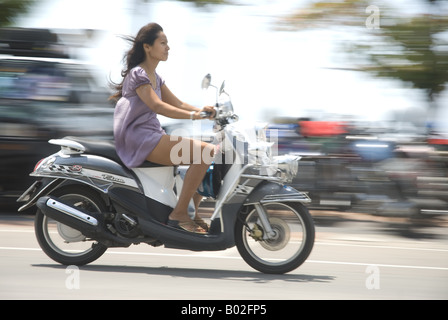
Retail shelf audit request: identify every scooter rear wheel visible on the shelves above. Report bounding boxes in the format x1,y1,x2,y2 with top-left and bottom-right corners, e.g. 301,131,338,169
35,185,108,266
235,202,315,274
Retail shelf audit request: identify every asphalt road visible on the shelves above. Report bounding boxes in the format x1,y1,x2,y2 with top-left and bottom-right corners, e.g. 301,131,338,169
1,209,447,301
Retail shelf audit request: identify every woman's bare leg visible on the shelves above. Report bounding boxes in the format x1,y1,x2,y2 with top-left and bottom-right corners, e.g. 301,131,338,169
192,192,203,218
146,135,214,226
169,161,209,222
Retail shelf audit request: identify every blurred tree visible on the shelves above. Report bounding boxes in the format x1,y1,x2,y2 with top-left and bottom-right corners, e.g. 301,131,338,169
363,14,448,117
279,0,448,121
0,0,35,27
1,0,228,28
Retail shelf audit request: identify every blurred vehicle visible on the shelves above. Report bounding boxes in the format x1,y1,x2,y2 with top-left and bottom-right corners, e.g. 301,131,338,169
267,118,448,223
0,28,113,204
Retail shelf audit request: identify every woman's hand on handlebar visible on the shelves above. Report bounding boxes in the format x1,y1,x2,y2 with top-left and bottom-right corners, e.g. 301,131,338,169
197,106,216,120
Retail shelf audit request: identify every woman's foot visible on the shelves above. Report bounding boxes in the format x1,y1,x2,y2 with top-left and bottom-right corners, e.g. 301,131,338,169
167,219,207,234
193,217,209,232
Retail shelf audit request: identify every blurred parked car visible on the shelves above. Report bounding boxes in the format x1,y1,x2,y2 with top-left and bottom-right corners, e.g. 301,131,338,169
0,28,114,205
267,117,448,221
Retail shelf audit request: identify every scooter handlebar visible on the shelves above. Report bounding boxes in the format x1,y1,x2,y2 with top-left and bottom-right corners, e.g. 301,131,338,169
200,111,214,118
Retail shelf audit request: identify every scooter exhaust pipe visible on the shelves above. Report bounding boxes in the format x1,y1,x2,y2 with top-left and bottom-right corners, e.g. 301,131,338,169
36,197,133,247
36,196,101,236
36,196,136,247
45,197,99,225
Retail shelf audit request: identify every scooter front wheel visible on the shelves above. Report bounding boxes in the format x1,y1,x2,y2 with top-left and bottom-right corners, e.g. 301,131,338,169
235,202,315,274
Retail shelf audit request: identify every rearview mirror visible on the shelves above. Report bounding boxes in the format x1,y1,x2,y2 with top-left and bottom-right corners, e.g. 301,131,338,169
219,80,226,95
201,74,211,89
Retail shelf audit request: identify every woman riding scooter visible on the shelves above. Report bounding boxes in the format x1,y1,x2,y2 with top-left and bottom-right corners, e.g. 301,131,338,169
110,23,216,234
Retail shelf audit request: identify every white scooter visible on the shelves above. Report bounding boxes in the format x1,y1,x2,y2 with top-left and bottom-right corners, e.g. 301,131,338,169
17,74,315,274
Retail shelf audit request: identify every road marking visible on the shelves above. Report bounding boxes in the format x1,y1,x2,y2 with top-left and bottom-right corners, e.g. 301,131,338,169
0,229,34,233
2,228,446,252
1,246,447,271
316,241,448,252
105,251,448,270
0,246,41,251
306,260,448,271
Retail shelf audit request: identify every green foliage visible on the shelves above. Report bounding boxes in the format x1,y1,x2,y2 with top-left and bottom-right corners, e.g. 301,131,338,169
0,0,35,27
363,15,448,102
280,0,448,108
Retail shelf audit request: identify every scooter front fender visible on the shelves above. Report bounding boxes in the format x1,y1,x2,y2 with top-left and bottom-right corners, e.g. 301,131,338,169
243,180,311,205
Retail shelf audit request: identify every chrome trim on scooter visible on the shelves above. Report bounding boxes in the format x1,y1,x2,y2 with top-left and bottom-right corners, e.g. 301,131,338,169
46,198,98,226
49,138,85,154
244,181,311,205
240,174,283,182
17,178,64,212
260,192,311,204
253,203,276,239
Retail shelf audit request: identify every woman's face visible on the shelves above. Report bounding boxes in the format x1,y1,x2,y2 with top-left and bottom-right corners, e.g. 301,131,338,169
145,32,170,62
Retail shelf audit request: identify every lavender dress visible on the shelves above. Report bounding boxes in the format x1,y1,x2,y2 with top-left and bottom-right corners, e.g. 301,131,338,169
113,66,166,168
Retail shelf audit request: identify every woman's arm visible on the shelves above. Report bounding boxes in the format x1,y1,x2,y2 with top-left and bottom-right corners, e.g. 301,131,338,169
161,84,200,112
136,83,195,119
136,83,215,120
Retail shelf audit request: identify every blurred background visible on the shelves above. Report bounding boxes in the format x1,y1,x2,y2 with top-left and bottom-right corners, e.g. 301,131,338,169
1,0,448,233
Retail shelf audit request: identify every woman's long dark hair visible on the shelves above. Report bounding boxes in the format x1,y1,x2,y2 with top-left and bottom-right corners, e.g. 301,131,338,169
109,23,163,101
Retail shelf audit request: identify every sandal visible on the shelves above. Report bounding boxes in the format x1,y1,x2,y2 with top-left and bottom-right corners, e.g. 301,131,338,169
167,219,207,234
194,217,210,232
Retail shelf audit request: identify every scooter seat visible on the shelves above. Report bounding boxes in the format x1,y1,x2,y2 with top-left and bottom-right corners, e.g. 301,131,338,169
63,136,168,168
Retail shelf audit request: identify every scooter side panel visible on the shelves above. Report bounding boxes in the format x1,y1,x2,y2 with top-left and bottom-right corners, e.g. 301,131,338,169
32,154,141,194
132,167,177,209
107,186,172,223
